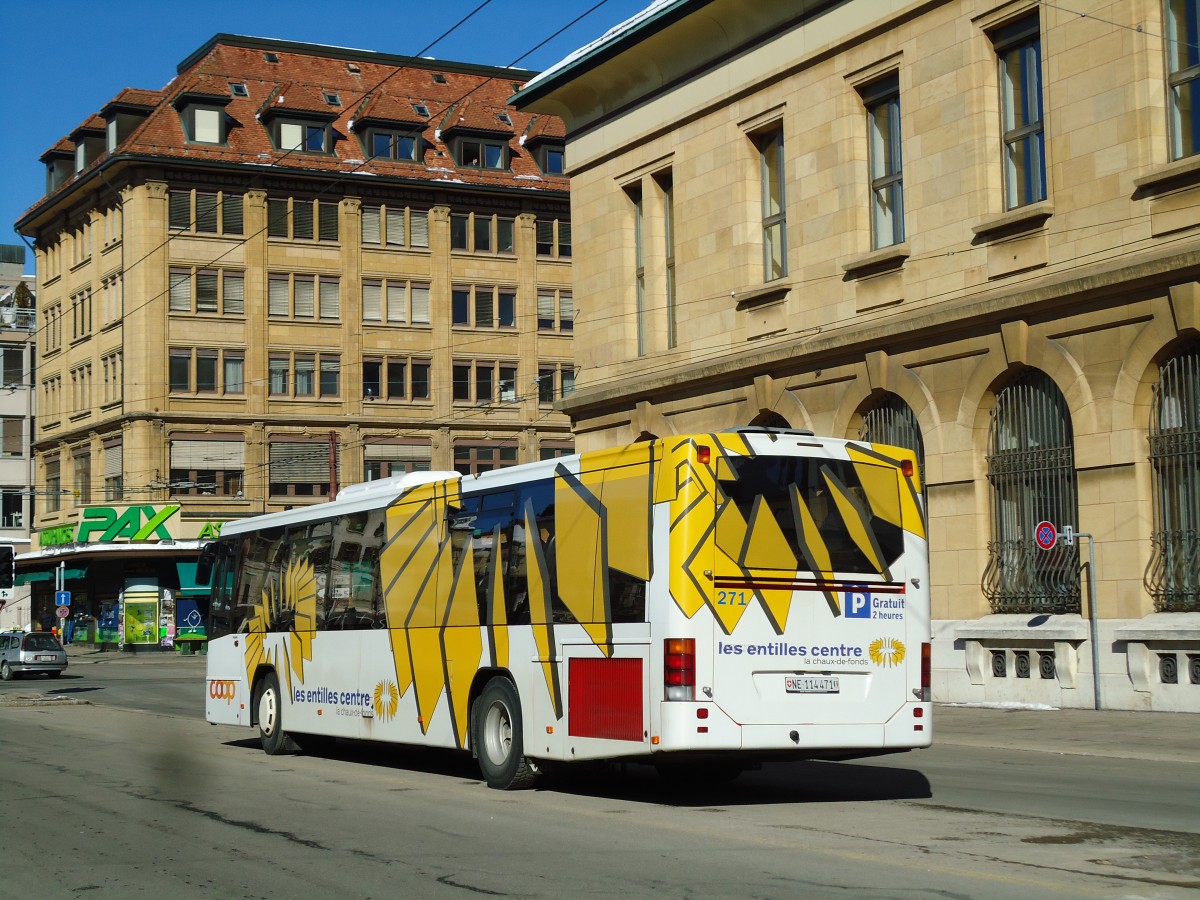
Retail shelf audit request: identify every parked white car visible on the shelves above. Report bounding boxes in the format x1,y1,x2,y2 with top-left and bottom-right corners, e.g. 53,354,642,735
0,631,68,680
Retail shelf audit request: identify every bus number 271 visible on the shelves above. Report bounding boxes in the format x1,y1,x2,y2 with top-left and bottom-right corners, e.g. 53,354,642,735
716,590,749,606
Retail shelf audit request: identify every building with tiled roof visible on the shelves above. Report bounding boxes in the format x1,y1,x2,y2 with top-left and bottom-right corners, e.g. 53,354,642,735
14,34,575,647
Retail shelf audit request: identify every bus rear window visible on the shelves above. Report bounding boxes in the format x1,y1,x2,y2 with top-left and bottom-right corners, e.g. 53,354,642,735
718,456,904,575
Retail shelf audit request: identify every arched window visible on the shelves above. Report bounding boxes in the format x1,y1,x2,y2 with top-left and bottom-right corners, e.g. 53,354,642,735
982,370,1080,613
859,393,925,482
750,411,790,429
1146,344,1200,612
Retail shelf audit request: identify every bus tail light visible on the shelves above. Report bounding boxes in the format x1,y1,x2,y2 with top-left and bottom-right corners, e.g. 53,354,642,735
664,638,695,701
920,641,931,702
696,445,711,464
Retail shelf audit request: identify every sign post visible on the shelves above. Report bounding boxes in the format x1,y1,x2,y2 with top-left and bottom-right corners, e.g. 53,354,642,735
1036,520,1100,710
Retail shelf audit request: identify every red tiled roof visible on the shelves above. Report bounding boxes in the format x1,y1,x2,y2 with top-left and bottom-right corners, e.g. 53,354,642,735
69,114,106,138
40,137,75,161
522,114,565,144
26,35,568,222
105,88,164,111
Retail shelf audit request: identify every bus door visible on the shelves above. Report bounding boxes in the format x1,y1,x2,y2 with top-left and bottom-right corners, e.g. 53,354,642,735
708,452,910,736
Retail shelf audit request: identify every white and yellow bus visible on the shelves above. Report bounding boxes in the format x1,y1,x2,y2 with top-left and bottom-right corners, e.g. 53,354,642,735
204,428,930,788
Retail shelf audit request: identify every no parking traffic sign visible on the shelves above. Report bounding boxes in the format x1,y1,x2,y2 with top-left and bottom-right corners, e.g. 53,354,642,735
1035,521,1057,550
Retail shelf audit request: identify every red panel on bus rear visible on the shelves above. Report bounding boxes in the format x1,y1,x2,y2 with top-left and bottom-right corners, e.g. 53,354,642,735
568,657,643,741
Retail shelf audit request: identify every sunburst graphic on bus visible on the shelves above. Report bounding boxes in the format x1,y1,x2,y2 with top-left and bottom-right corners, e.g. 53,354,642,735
869,637,906,667
373,679,399,721
243,557,318,693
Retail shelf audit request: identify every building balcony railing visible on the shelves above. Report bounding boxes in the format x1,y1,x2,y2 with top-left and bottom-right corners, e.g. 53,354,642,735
0,308,36,332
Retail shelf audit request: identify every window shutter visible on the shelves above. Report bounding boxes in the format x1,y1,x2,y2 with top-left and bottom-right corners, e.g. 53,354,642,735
536,219,554,252
169,269,191,312
223,273,244,315
475,288,493,328
318,201,339,242
386,208,406,246
195,193,218,233
292,201,314,240
222,193,244,234
169,192,191,231
560,292,574,325
319,278,340,319
362,280,382,321
104,443,123,480
2,418,21,456
557,221,572,254
410,284,431,323
294,277,315,318
409,210,429,247
361,207,381,244
193,107,221,143
269,442,329,481
267,198,289,237
268,276,289,316
537,292,554,325
171,440,245,469
364,442,431,462
386,283,406,323
195,272,218,313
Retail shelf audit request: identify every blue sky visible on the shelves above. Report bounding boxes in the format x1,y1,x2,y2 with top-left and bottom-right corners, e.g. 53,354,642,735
3,0,650,273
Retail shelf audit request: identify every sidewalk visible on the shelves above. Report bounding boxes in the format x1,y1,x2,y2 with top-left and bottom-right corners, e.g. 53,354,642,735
61,642,207,664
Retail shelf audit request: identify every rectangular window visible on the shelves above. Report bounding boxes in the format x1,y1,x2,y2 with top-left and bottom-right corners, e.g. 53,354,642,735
451,213,469,250
474,215,492,252
536,219,554,256
196,271,219,313
497,217,515,253
386,282,406,323
320,357,339,397
268,275,289,317
294,355,315,396
410,211,429,247
169,191,190,231
662,174,677,348
759,129,787,280
45,458,61,514
386,361,406,398
222,194,244,234
169,351,191,392
362,279,382,321
995,16,1046,209
319,277,340,320
453,364,472,401
458,138,506,169
294,276,315,318
475,365,494,403
538,367,555,404
411,361,430,399
1166,0,1200,159
864,74,904,248
362,207,381,245
224,355,244,394
269,441,330,498
196,351,218,392
269,356,289,395
475,287,494,328
1,418,22,457
498,290,516,327
452,288,470,326
223,273,244,315
363,360,382,398
293,200,314,240
411,284,431,324
386,208,406,246
195,193,219,233
268,198,290,237
169,268,191,312
193,107,222,144
318,201,339,242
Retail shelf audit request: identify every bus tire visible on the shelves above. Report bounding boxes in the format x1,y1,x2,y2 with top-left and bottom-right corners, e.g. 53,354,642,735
254,671,297,755
473,677,537,790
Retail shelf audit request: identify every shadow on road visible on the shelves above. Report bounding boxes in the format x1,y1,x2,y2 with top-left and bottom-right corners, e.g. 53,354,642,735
218,736,931,806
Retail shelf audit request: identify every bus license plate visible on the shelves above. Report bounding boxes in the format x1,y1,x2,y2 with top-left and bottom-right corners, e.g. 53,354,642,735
785,676,839,694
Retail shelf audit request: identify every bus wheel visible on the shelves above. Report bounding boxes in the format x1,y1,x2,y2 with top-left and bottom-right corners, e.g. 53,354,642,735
474,677,538,790
254,671,297,755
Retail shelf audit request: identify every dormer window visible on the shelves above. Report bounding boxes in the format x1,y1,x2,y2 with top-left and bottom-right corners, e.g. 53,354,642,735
457,137,506,169
412,103,430,118
276,120,329,153
370,129,420,161
322,91,341,106
71,128,106,173
230,83,249,98
174,90,231,146
542,146,565,175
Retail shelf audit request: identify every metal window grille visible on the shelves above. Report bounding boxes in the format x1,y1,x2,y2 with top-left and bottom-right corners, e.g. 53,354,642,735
982,371,1080,613
859,393,924,483
1145,345,1200,612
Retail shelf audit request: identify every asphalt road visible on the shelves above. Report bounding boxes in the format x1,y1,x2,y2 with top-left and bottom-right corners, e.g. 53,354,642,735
0,650,1197,899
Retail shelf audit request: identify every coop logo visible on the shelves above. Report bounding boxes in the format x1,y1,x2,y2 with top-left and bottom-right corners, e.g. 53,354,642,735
208,679,238,703
373,679,399,722
869,637,906,668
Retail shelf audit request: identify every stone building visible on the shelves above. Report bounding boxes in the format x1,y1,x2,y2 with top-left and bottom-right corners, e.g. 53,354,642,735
15,34,573,646
515,0,1200,710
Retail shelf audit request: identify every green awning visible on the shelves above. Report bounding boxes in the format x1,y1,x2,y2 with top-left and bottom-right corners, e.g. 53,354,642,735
176,561,211,595
15,567,86,585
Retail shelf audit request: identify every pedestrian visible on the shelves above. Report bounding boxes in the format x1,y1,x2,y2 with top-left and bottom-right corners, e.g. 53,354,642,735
64,613,75,645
